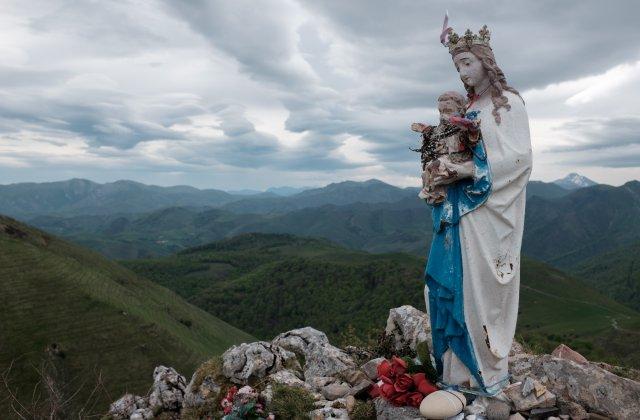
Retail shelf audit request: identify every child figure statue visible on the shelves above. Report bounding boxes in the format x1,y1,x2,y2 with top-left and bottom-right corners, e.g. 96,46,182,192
411,91,480,204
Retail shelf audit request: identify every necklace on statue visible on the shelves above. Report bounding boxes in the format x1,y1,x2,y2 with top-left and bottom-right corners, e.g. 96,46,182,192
466,84,490,111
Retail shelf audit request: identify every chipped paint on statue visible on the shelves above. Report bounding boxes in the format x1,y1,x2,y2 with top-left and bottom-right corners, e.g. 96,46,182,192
420,21,533,400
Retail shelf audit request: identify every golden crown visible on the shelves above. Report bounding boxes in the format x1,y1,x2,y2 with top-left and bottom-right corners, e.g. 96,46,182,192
443,25,491,53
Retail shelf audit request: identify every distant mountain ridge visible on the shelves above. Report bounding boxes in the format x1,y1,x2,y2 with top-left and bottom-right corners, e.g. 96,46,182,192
26,180,640,270
524,180,640,268
0,178,237,217
554,173,598,190
2,176,597,219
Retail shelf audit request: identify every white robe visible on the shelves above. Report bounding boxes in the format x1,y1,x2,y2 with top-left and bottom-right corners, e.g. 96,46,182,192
426,91,532,392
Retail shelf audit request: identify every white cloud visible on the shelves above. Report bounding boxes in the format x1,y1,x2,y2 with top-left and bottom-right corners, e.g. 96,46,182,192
0,0,639,188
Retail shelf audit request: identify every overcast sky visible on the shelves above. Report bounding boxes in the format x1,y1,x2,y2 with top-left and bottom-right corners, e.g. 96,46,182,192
1,0,639,189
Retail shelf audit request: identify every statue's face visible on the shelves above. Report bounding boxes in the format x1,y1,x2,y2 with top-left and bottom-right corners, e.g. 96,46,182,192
453,52,487,88
438,98,460,118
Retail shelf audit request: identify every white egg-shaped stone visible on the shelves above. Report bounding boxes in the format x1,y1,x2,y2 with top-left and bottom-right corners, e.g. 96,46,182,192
419,389,466,419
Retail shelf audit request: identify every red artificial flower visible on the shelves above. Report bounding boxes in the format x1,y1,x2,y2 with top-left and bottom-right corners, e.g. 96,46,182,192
377,359,392,379
221,385,238,414
380,382,398,400
412,372,426,387
379,375,393,384
407,391,424,407
417,378,438,395
390,392,408,406
369,382,381,398
226,386,238,400
393,373,414,393
390,356,407,377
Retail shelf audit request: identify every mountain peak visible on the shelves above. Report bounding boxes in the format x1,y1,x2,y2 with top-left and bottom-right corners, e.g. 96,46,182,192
553,173,597,190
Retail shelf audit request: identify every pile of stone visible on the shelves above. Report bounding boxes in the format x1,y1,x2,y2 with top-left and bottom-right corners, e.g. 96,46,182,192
106,305,640,419
108,366,187,419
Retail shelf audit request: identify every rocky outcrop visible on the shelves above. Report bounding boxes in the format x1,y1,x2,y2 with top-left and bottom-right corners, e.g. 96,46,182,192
183,369,221,409
551,343,588,365
106,305,640,420
222,341,301,384
272,327,357,379
107,394,149,420
510,352,640,419
384,305,432,353
107,366,186,419
148,366,187,412
374,397,423,420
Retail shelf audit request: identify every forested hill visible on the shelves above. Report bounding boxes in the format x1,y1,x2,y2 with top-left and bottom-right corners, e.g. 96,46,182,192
124,233,640,369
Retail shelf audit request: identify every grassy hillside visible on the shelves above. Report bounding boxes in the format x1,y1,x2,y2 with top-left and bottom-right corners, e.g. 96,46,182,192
0,215,254,417
124,233,640,369
572,242,640,312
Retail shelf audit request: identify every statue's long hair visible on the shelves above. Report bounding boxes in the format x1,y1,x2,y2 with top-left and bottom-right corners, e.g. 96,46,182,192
451,44,521,124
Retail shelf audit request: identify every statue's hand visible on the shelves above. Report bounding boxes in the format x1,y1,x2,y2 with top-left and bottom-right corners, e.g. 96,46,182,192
449,116,480,132
411,123,431,133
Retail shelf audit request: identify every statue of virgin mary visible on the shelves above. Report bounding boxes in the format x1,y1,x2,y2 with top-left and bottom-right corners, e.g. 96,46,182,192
423,25,532,398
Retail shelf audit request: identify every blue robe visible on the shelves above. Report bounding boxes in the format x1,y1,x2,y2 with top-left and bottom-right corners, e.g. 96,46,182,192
425,115,493,394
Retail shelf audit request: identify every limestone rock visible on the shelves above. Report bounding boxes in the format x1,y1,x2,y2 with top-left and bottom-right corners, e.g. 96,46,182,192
503,381,556,412
310,398,350,419
361,357,385,381
585,413,611,420
349,378,373,398
222,341,300,384
521,376,536,396
551,344,588,365
508,353,537,383
108,394,147,419
345,395,356,413
321,383,351,400
485,398,511,420
557,400,588,420
129,408,153,420
260,384,274,406
529,406,560,418
509,339,528,357
510,353,640,419
183,371,221,409
374,397,423,420
385,305,432,352
267,369,310,389
272,327,355,379
309,407,349,419
307,376,338,391
508,413,526,420
148,366,186,412
338,367,369,386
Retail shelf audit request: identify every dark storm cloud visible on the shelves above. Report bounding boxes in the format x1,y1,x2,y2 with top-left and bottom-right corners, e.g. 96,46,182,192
552,117,640,152
559,151,640,168
2,0,639,187
0,90,186,149
161,0,640,172
301,0,640,91
549,117,640,168
163,0,317,89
